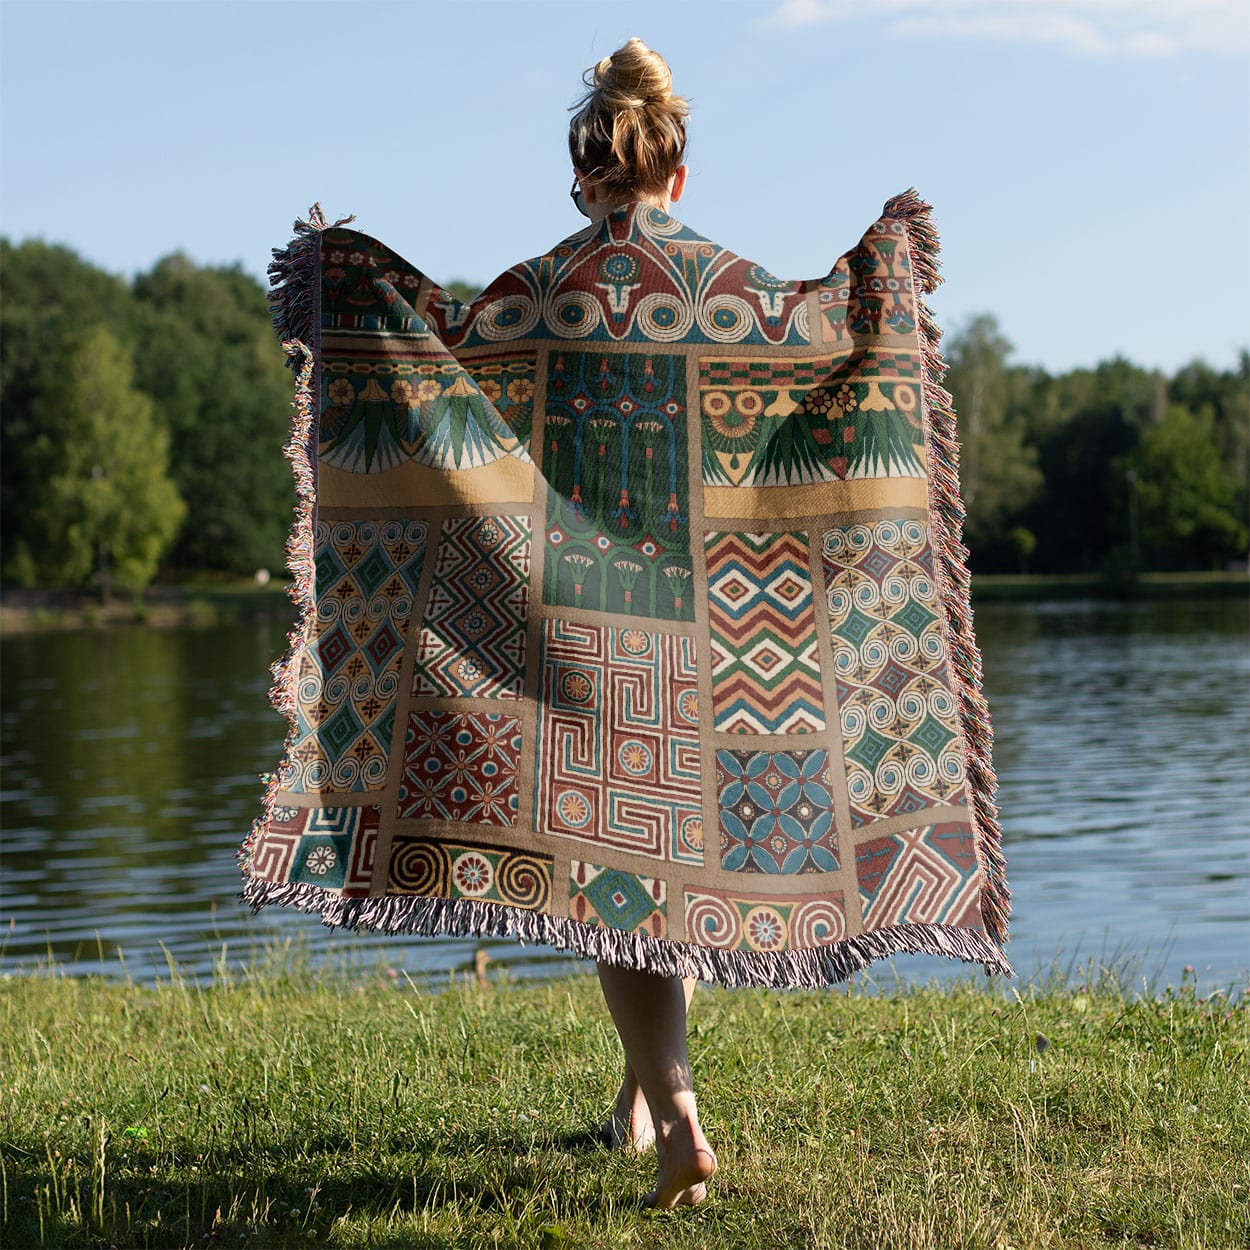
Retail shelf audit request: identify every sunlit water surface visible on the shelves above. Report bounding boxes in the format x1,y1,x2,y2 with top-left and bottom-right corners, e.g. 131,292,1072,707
2,597,1246,993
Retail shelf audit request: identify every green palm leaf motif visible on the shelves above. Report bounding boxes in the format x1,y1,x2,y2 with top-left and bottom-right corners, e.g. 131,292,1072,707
321,369,522,474
416,374,520,470
321,378,401,472
838,381,923,477
854,409,922,476
754,407,828,485
749,380,924,485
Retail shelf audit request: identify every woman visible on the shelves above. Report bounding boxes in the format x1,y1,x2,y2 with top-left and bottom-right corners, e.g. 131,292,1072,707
245,36,1010,1215
567,38,718,1211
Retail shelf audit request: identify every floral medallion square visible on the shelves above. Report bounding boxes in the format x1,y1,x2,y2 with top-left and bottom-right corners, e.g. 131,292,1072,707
715,749,839,874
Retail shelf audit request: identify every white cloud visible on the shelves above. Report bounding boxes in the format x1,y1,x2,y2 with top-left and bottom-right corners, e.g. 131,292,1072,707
766,0,1250,57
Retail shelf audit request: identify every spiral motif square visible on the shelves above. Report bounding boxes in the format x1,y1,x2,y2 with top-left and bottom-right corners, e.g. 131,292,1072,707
684,885,846,951
823,518,968,827
387,836,551,911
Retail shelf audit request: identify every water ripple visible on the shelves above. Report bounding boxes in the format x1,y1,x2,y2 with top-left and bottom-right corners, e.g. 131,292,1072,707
1,599,1246,991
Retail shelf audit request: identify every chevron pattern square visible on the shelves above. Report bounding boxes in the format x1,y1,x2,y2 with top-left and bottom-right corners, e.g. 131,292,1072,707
413,515,531,699
705,531,824,734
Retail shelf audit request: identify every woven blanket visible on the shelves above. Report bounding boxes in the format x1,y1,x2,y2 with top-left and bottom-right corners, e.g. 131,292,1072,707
239,191,1011,987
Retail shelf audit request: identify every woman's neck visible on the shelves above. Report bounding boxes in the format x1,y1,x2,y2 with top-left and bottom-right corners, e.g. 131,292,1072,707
587,192,669,224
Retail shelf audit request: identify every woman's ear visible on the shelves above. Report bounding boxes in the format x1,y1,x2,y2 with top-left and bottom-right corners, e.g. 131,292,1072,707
576,170,598,206
669,164,688,203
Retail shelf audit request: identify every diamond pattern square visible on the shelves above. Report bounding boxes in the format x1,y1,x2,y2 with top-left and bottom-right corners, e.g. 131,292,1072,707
286,519,427,793
570,860,667,937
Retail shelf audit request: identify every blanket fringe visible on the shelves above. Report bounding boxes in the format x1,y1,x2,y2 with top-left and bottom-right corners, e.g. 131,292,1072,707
241,875,1014,989
239,206,346,875
882,189,1011,949
267,204,355,359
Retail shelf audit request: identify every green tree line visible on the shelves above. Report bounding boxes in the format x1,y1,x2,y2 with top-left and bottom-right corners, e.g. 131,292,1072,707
946,315,1248,575
1,240,1245,593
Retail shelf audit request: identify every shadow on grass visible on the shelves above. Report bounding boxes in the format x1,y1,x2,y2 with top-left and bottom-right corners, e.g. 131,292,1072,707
4,1124,639,1250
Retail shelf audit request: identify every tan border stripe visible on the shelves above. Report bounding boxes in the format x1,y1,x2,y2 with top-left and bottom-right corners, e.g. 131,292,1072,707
703,477,927,519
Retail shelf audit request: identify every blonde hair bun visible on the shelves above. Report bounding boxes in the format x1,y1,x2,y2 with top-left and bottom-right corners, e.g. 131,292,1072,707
592,36,679,112
569,38,689,199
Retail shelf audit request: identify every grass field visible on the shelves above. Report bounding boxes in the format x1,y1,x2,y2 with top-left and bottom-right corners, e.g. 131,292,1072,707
1,962,1246,1249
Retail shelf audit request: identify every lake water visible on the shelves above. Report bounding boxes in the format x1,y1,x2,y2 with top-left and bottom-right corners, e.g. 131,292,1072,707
2,597,1247,993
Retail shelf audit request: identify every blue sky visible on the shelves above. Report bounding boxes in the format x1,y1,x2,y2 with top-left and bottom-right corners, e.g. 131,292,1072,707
2,0,1246,375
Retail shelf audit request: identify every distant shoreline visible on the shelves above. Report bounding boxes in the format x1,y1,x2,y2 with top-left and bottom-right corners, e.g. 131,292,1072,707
0,570,1245,635
0,581,294,635
968,569,1248,602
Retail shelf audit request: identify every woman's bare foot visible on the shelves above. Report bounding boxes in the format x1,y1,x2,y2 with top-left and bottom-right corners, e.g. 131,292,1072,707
645,1116,717,1210
602,1074,656,1151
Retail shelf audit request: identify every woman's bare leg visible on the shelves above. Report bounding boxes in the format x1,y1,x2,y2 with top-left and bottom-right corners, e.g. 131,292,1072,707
602,978,696,1152
603,1057,654,1151
596,964,717,1208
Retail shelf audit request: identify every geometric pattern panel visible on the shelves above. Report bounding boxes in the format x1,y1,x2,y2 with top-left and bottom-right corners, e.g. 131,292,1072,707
250,804,379,896
705,531,824,733
823,518,968,827
412,515,531,699
715,749,839,874
536,621,703,863
543,351,693,621
284,519,427,793
684,885,847,951
387,835,552,912
856,821,981,931
397,711,522,828
570,861,667,939
441,207,808,350
699,347,924,488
